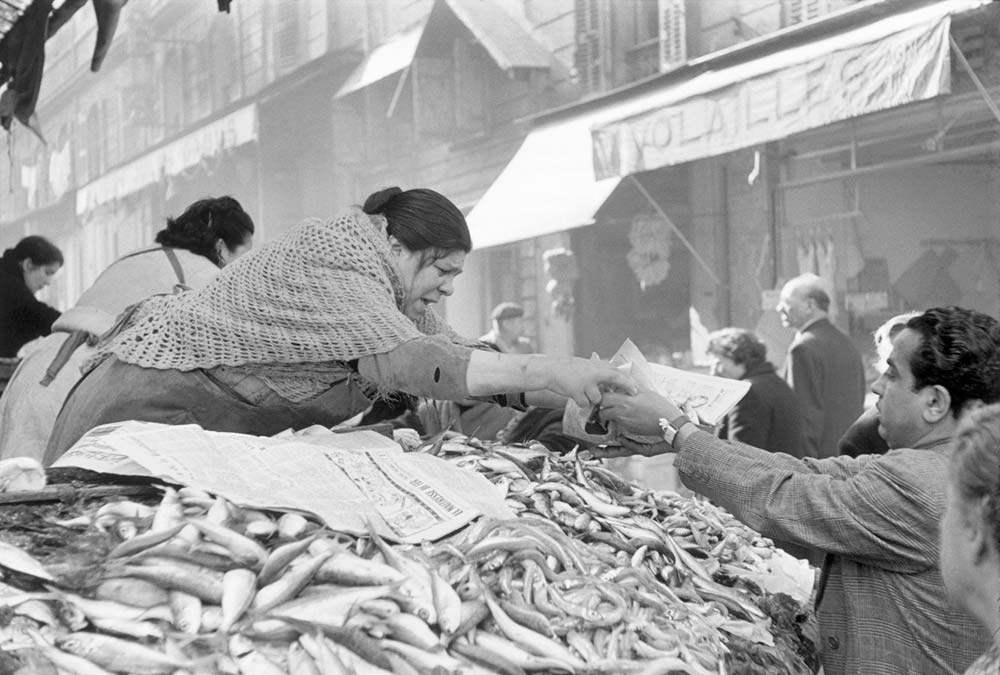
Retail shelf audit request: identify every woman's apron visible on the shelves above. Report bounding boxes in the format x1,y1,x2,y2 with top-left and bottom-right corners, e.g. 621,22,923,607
44,357,373,466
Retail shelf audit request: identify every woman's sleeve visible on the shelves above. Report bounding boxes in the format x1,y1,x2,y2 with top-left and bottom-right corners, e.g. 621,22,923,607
357,335,475,399
16,294,61,340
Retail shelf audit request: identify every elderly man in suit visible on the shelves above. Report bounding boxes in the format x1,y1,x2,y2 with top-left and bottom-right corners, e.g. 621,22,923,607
776,273,865,458
599,306,1000,675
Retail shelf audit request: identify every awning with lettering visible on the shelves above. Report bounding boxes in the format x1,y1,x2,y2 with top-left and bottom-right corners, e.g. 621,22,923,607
591,0,989,179
76,103,258,214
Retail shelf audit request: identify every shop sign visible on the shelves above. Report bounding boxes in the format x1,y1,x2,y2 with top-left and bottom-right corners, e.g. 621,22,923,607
592,16,953,179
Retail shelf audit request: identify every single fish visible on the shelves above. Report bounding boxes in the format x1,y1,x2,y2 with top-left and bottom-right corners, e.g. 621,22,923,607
219,568,258,632
55,632,200,674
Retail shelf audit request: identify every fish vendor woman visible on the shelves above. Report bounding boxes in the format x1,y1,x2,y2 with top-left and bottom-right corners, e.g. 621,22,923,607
46,187,635,463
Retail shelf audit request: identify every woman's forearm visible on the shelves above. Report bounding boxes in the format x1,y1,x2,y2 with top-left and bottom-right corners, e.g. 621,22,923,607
466,349,552,395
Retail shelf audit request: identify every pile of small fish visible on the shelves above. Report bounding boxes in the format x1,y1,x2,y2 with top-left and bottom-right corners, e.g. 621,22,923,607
0,433,816,675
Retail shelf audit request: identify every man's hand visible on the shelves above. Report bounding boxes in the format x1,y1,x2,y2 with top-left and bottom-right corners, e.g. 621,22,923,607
600,390,682,436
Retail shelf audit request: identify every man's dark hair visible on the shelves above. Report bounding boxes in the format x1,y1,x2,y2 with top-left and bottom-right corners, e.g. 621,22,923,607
706,327,767,370
905,306,1000,416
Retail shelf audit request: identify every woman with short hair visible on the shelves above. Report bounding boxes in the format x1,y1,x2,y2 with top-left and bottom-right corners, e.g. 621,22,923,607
706,327,804,456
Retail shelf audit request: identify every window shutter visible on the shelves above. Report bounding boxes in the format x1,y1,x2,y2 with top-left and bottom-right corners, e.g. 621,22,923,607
574,0,603,93
658,0,686,71
275,0,301,72
781,0,830,27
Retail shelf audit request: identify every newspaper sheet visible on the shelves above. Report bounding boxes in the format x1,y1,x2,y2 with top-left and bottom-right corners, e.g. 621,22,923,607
565,338,751,445
53,421,512,543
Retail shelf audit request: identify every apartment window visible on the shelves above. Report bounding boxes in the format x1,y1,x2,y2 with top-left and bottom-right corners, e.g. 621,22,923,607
624,0,663,82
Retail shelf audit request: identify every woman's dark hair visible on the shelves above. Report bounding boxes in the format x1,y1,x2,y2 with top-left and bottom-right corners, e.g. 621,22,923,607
363,187,472,262
2,235,64,268
155,196,254,266
950,403,1000,552
706,327,767,369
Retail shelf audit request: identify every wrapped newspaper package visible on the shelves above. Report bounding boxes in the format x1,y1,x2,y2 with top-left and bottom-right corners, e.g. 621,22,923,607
564,338,751,446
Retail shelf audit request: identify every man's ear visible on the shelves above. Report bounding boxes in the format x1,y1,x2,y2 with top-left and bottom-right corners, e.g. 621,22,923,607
922,384,953,424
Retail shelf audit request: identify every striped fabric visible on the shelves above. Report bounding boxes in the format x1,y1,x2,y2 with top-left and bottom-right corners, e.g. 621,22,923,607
674,429,992,675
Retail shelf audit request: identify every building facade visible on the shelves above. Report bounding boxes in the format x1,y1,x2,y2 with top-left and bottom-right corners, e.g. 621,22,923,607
3,0,999,384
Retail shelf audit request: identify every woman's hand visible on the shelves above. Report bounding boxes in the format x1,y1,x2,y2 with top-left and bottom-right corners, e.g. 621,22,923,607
542,356,637,408
599,390,682,436
466,351,635,408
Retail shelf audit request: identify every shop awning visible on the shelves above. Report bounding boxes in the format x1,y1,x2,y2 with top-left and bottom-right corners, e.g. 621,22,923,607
468,0,990,249
334,0,549,100
443,0,551,71
466,118,621,249
591,0,991,179
467,114,624,249
334,26,425,99
76,103,258,214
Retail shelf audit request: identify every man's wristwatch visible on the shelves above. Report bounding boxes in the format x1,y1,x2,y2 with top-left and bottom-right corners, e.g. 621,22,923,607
658,414,694,448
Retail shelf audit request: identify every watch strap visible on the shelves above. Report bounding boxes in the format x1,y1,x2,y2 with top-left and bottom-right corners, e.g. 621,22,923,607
658,413,692,447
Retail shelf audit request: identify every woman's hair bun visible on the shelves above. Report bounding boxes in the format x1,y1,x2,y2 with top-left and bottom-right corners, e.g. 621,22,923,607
362,187,403,215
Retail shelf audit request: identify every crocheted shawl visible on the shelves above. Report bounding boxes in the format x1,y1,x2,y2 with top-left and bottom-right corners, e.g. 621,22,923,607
93,208,459,401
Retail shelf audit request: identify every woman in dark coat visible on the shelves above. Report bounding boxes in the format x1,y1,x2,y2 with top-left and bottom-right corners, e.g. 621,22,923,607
707,327,805,457
707,327,811,561
0,236,63,357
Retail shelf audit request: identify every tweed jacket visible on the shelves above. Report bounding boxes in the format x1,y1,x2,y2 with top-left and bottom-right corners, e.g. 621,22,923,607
783,318,865,459
675,428,991,675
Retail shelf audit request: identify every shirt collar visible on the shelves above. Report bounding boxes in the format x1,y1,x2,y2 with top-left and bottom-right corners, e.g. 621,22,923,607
797,315,826,334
